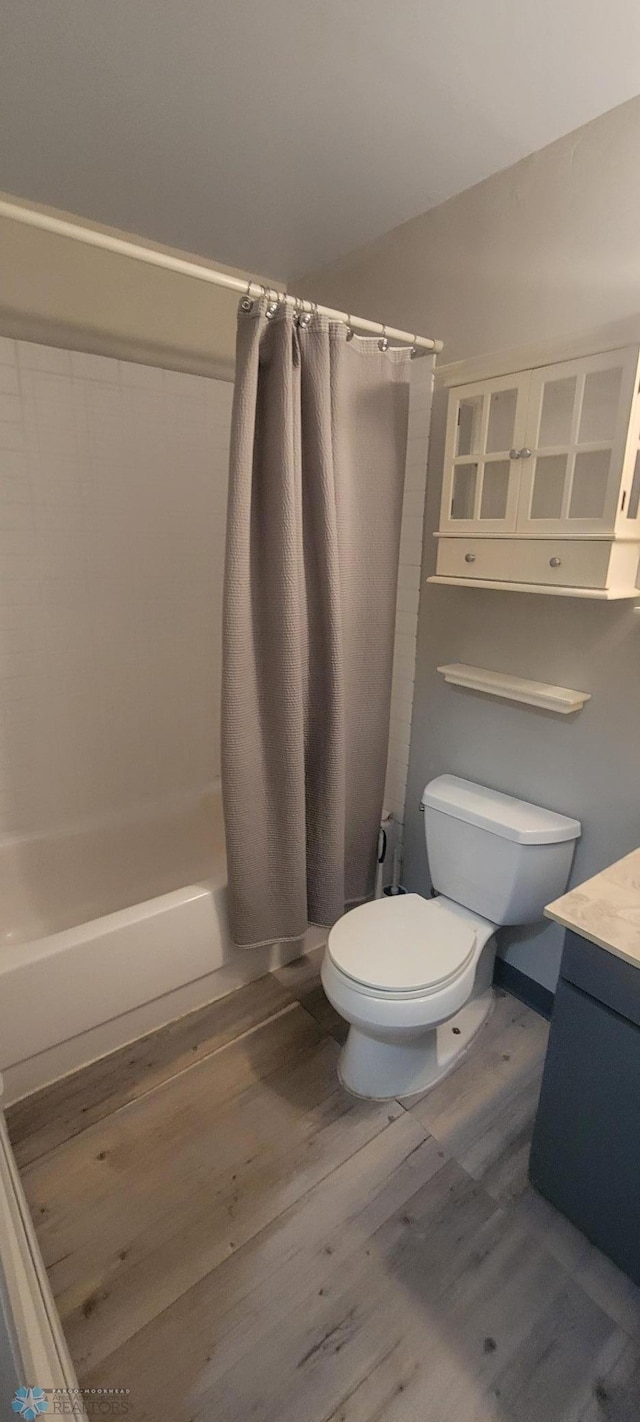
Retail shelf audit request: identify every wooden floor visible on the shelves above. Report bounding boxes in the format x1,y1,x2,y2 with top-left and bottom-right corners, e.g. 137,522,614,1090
7,950,640,1422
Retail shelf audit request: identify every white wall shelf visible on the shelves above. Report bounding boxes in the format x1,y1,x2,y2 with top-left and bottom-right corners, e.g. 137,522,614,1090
437,662,591,714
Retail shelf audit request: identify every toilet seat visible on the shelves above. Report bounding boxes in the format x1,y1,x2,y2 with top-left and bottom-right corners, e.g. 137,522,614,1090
327,894,477,998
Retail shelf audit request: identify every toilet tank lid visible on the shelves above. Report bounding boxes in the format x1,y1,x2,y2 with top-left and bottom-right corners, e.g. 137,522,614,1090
421,775,581,845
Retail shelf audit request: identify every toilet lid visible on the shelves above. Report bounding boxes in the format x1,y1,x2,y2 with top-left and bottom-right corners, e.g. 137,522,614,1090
327,894,477,994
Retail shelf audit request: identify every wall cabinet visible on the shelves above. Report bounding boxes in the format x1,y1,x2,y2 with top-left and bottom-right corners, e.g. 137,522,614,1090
432,345,640,597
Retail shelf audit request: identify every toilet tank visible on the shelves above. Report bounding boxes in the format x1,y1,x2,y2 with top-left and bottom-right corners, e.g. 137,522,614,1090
421,775,581,926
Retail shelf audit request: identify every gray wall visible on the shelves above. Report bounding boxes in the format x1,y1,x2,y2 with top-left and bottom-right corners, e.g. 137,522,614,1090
403,387,639,988
302,97,640,989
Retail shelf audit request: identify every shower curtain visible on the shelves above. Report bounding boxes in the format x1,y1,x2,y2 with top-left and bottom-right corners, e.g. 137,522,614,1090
222,297,424,948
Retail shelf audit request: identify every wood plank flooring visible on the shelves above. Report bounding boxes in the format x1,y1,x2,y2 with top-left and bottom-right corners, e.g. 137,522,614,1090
7,950,640,1422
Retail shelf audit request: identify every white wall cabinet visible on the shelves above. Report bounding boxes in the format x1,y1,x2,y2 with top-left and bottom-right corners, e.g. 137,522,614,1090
432,344,640,597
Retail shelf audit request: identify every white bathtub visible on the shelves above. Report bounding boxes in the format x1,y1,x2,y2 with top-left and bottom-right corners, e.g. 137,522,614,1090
0,785,323,1104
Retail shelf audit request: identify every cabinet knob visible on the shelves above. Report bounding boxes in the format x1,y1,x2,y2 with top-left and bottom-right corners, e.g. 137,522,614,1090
549,556,562,568
520,448,532,459
464,552,476,563
509,448,521,460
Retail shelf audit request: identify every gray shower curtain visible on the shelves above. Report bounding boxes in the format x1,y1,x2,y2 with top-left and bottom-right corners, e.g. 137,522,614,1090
222,298,414,948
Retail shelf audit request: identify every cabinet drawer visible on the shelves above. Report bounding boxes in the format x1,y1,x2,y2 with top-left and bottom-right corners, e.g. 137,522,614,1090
436,539,514,581
561,931,640,1028
513,541,611,588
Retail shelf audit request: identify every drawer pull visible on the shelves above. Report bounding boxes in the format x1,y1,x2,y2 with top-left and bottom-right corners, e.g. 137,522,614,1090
464,553,476,563
549,556,562,568
520,447,532,459
509,448,521,460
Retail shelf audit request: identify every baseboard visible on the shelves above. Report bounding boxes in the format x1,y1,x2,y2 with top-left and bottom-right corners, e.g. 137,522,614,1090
493,958,554,1020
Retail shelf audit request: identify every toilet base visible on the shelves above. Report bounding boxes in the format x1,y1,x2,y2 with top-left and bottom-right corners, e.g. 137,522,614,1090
337,989,494,1101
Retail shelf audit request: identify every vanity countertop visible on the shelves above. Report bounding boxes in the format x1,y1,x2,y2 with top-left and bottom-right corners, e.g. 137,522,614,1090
545,847,640,970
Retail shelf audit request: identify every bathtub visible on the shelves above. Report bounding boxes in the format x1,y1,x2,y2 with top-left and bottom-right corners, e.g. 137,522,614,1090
0,784,324,1104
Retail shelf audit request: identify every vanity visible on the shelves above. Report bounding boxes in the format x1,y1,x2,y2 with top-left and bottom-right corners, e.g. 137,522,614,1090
529,850,640,1284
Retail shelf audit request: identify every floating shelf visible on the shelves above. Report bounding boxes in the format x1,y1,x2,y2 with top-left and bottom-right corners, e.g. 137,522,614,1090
437,663,591,715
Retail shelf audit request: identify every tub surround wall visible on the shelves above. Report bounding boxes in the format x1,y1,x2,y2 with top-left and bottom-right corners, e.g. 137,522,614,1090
0,336,232,841
0,339,242,1100
301,95,640,991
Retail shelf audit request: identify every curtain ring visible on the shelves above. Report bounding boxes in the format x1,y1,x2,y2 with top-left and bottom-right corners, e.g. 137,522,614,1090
378,325,389,353
265,286,279,320
346,314,355,341
298,299,312,329
240,277,255,313
410,334,419,358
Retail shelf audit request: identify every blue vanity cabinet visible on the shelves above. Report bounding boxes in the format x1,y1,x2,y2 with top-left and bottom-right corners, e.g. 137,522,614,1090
529,929,640,1285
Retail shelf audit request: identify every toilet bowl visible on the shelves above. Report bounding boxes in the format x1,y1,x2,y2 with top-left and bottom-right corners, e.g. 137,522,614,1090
322,893,497,1099
322,775,581,1100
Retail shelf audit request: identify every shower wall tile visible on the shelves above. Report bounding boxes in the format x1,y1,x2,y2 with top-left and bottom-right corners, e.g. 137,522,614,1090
384,357,432,848
397,564,421,593
395,587,419,616
0,338,232,837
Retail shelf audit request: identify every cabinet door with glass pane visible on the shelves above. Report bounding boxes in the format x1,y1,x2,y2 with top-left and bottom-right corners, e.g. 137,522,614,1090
516,348,640,536
440,373,530,534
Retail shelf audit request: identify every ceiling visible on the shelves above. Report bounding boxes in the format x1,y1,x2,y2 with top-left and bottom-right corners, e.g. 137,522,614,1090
2,1,640,282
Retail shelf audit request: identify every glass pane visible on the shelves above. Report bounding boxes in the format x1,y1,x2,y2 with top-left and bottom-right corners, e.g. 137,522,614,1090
451,463,477,519
530,454,567,519
579,366,623,443
538,377,576,447
456,398,482,457
480,460,510,520
486,388,517,453
627,450,640,520
569,449,610,519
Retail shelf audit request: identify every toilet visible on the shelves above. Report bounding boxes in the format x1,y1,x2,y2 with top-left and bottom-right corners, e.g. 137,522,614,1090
321,775,581,1100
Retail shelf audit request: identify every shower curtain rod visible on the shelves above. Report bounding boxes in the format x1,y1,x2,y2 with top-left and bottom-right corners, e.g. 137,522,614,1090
0,199,443,354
